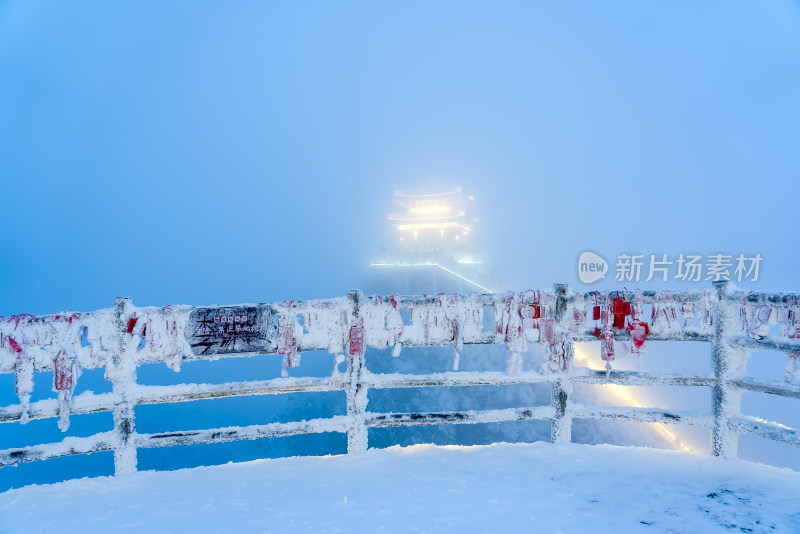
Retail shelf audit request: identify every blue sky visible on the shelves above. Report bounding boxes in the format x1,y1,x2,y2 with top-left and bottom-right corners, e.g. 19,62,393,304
1,1,799,315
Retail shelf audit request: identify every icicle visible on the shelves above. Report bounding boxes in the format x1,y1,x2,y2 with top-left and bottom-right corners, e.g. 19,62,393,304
698,290,713,330
631,291,644,322
2,314,38,423
520,290,542,342
785,296,800,339
651,292,681,338
785,353,799,383
163,309,192,372
502,293,526,376
164,317,182,371
330,353,346,388
277,302,299,377
453,318,463,371
769,302,780,325
680,301,696,327
408,297,433,344
539,293,570,374
749,296,772,340
435,294,461,370
601,329,615,377
457,293,483,343
386,295,404,357
363,296,390,350
569,295,587,336
494,293,512,343
628,298,649,355
778,298,792,338
13,345,33,424
320,303,349,386
53,350,78,431
538,294,556,348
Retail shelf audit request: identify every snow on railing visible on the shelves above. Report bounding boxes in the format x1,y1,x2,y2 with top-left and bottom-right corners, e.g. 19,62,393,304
1,282,799,476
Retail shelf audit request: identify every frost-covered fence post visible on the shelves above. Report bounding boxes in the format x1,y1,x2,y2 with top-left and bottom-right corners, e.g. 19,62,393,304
711,281,746,458
550,283,573,443
110,297,138,474
345,290,368,453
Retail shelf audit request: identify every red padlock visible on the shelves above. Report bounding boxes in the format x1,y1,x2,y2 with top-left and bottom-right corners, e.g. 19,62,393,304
528,291,541,319
613,296,624,316
540,318,554,345
520,305,541,320
613,313,625,329
591,292,600,321
8,336,22,354
278,324,296,355
623,301,632,316
126,315,138,334
54,352,74,391
630,321,647,352
601,331,614,361
349,322,364,355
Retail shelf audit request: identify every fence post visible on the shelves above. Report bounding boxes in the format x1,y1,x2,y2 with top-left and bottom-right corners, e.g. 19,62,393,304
710,281,743,458
111,297,138,474
550,283,572,444
345,290,368,453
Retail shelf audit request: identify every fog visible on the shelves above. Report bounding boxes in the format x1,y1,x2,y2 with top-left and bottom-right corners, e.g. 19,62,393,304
2,1,798,315
1,0,800,487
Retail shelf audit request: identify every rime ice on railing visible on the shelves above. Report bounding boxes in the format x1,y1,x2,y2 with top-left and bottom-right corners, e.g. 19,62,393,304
1,284,800,478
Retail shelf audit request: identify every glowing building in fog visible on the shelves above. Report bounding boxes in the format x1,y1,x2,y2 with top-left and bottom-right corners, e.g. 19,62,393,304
368,187,492,294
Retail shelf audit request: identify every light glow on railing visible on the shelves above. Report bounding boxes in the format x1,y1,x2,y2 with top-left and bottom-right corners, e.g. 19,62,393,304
573,347,695,453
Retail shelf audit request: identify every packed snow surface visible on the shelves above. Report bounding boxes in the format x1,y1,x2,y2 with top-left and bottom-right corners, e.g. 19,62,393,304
1,442,799,533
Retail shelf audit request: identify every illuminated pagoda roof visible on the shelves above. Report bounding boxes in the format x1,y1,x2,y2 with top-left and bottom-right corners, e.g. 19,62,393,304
388,187,473,254
368,186,491,294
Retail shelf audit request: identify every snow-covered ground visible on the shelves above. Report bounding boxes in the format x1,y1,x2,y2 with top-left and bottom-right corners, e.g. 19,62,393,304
1,443,798,533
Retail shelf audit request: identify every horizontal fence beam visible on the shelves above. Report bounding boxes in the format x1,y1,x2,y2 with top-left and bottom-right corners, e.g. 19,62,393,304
0,392,118,424
365,406,555,428
574,329,713,343
570,404,714,427
730,416,800,448
364,370,718,390
135,416,352,449
133,336,506,366
364,370,553,389
731,377,800,400
572,370,716,388
0,432,117,468
135,376,341,406
578,290,711,305
732,292,797,304
728,334,800,354
8,370,798,427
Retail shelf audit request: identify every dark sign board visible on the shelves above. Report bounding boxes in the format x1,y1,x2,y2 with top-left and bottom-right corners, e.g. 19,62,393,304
186,306,277,355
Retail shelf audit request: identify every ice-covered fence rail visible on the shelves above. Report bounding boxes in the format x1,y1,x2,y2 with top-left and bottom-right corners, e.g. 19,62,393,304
1,283,800,477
